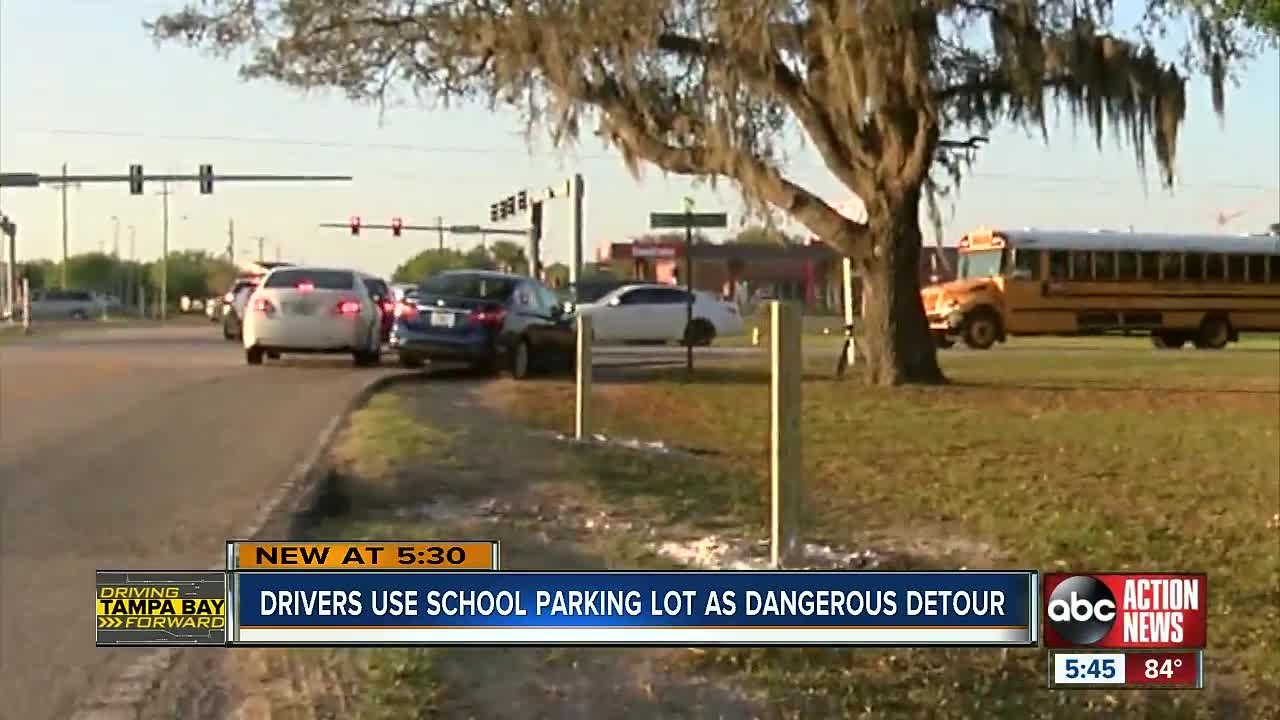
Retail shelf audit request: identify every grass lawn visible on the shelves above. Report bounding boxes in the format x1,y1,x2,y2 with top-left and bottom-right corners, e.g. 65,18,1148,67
498,344,1280,717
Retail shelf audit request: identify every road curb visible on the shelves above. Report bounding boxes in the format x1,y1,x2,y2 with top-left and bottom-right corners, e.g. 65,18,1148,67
70,370,418,720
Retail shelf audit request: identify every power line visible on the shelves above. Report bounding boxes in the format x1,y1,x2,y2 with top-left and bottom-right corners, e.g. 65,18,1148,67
10,127,1272,191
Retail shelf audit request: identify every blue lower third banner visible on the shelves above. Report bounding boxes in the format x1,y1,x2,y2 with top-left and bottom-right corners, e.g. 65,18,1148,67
231,571,1038,646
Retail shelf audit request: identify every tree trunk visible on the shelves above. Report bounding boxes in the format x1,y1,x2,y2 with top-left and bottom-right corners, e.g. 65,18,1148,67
858,192,947,386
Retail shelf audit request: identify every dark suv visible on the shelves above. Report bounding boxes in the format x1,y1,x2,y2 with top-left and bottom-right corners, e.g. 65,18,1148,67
390,271,575,378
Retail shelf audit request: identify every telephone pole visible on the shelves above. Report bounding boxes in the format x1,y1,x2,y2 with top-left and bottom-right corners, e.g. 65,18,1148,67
226,219,236,264
157,180,173,321
437,215,444,250
60,163,69,287
255,236,265,262
111,216,120,257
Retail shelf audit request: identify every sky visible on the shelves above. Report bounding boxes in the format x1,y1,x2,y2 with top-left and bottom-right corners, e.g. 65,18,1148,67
1,1,1277,280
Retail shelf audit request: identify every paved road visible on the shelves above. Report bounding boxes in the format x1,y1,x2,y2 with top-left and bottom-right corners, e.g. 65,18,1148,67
0,325,396,720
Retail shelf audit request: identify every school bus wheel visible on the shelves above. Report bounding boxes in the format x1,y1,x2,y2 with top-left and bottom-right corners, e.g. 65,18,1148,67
1151,331,1188,349
1194,314,1231,350
961,307,1001,350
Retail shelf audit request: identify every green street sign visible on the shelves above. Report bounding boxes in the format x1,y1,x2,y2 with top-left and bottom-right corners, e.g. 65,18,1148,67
649,212,728,229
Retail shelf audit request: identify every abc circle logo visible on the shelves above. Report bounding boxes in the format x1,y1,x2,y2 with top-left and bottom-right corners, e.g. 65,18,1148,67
1047,575,1117,645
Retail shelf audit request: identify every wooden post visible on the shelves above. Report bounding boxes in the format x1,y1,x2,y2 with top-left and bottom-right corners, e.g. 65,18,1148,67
841,257,857,368
575,314,593,440
770,301,803,568
21,277,31,334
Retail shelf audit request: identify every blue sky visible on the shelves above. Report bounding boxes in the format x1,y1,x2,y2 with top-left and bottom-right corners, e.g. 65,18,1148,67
1,1,1277,279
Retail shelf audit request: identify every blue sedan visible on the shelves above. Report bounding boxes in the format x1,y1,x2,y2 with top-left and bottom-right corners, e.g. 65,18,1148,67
390,270,576,378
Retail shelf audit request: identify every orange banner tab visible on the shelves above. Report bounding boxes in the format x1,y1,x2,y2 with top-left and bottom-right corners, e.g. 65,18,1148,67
229,542,498,571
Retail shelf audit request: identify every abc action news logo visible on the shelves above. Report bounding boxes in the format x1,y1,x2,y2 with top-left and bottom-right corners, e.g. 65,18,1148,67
1043,573,1207,649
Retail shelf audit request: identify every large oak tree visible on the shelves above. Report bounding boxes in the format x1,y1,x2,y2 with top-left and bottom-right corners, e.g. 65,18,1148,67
149,1,1265,384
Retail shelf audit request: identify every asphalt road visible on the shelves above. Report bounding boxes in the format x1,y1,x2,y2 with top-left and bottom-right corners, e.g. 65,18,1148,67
0,325,396,720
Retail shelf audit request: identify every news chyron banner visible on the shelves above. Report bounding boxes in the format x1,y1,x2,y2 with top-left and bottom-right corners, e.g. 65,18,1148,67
227,571,1038,646
227,541,502,572
1043,573,1207,690
96,571,228,647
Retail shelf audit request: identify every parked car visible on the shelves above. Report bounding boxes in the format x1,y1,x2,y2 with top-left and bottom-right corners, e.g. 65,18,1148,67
25,289,105,321
241,266,383,366
390,270,574,378
361,275,395,344
575,283,743,345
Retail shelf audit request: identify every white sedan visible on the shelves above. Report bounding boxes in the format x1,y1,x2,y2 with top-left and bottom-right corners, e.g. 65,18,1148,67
576,283,744,345
241,266,383,366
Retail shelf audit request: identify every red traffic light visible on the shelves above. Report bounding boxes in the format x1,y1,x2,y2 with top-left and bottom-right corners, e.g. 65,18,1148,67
349,215,362,236
391,216,403,237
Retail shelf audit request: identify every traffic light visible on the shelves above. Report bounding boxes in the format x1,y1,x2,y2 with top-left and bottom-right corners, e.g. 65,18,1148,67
350,215,362,236
503,196,515,217
128,164,144,195
198,164,214,194
517,190,528,212
490,203,499,222
391,217,403,237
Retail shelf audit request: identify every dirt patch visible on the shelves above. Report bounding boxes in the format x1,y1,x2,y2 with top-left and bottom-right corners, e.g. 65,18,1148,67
220,376,769,720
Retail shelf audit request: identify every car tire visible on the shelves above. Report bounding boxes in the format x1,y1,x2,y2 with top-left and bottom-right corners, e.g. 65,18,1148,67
683,319,716,347
246,347,264,365
398,354,425,369
511,338,533,380
70,309,88,320
266,351,281,360
962,307,1001,350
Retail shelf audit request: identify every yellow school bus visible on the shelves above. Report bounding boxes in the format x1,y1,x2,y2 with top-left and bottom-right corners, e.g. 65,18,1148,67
921,227,1280,349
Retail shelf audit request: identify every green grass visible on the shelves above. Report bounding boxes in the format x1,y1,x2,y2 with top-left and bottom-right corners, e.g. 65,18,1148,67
501,345,1280,718
331,393,459,481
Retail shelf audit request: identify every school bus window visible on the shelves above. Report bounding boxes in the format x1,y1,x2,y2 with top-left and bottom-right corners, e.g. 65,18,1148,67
1269,255,1280,283
1011,248,1041,279
1049,251,1069,280
1117,251,1138,281
1226,254,1246,282
1139,251,1160,281
1158,253,1182,281
1094,251,1116,281
1070,251,1091,280
1246,256,1267,283
1206,253,1225,281
1185,253,1204,280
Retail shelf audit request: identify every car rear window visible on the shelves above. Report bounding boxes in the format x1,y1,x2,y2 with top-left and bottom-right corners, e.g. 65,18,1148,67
363,278,390,297
264,270,354,290
419,274,516,301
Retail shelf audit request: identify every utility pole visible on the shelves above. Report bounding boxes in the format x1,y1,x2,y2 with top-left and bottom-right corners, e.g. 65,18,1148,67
256,236,265,262
128,224,137,310
437,215,444,251
226,219,236,264
570,173,585,289
111,216,120,257
158,180,172,321
60,163,69,287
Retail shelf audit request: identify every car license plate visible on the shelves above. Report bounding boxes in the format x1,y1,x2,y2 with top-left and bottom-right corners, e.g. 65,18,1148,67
285,301,314,315
430,311,455,328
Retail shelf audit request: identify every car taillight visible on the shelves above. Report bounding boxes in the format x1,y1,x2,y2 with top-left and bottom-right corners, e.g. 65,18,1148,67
335,299,361,315
252,297,275,314
467,307,507,327
394,301,418,319
297,282,315,292
381,300,394,314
